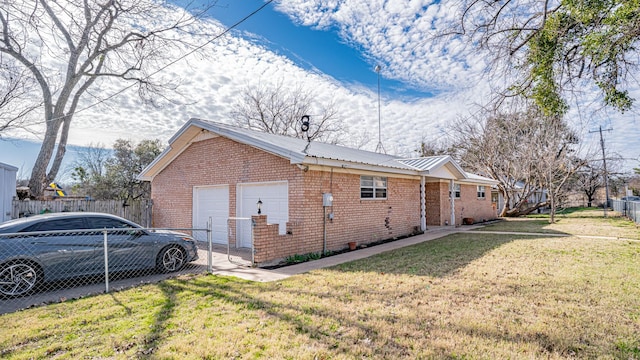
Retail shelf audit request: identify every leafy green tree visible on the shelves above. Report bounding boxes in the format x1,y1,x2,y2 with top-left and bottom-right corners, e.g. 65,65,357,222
453,0,639,115
71,139,162,200
104,139,163,202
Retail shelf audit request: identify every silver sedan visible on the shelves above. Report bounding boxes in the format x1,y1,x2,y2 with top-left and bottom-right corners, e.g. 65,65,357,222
0,212,199,297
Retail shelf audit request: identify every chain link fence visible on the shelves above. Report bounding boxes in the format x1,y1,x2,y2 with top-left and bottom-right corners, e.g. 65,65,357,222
611,199,640,224
0,226,208,314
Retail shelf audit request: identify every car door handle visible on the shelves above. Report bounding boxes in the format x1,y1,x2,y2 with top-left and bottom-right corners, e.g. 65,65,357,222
30,241,47,245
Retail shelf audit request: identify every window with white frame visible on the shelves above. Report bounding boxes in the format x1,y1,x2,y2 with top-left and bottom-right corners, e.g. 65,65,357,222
360,176,387,199
449,183,461,199
477,185,486,199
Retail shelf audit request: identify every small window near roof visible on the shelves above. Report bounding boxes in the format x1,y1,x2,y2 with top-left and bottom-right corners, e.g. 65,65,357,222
477,185,486,199
361,176,387,199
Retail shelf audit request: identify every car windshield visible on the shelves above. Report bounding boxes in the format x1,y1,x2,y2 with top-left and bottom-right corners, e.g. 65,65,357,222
0,217,34,231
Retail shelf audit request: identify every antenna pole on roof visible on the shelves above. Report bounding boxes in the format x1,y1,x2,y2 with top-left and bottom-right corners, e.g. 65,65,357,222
374,65,385,154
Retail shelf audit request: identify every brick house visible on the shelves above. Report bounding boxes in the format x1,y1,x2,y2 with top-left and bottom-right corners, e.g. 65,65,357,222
139,119,497,266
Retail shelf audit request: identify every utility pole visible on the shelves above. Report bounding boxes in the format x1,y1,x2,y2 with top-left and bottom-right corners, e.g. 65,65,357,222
374,65,385,154
589,126,613,217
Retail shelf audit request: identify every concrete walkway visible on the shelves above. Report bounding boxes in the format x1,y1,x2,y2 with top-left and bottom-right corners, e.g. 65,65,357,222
221,227,640,282
213,226,469,282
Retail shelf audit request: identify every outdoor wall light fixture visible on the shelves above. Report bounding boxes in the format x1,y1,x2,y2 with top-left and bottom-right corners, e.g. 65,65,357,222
257,198,263,214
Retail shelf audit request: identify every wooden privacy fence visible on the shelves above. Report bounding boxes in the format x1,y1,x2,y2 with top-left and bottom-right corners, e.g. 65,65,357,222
11,199,153,227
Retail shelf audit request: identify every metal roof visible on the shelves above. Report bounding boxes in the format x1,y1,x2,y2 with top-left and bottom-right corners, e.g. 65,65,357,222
139,118,496,184
189,119,414,171
397,156,453,171
0,162,18,172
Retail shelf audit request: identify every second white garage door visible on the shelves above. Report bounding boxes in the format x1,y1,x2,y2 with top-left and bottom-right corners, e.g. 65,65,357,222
237,181,288,248
193,185,229,244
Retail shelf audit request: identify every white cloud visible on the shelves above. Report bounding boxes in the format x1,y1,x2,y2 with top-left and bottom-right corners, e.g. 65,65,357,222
4,0,639,174
272,0,640,170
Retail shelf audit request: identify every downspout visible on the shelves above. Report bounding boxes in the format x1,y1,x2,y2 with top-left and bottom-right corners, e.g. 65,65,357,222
420,176,427,232
450,179,455,227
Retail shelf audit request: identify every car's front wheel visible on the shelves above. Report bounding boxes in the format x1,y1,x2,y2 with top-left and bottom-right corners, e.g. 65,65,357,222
0,261,41,297
157,246,186,273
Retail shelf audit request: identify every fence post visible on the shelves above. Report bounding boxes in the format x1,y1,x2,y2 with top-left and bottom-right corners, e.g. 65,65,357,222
103,229,110,293
11,200,18,219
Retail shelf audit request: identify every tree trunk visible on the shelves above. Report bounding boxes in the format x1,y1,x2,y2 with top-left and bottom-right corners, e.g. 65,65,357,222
503,201,550,217
46,117,72,185
28,118,63,198
549,190,556,223
498,192,511,217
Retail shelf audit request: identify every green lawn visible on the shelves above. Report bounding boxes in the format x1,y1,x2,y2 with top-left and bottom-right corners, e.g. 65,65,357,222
1,210,639,359
478,209,640,239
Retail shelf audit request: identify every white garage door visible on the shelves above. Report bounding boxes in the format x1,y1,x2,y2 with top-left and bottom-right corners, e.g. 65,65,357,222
237,181,288,248
193,185,229,244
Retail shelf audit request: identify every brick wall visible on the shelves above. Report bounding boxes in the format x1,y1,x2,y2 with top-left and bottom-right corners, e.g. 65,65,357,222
425,182,444,226
457,183,495,224
151,135,494,265
425,181,496,226
151,135,423,265
246,169,423,265
151,136,301,230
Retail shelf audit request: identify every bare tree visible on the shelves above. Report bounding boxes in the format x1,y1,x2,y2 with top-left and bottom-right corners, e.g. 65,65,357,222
567,153,622,207
452,110,541,216
0,61,40,136
448,0,639,115
231,81,345,143
0,0,210,197
451,105,583,219
415,135,453,157
569,163,604,207
533,120,585,222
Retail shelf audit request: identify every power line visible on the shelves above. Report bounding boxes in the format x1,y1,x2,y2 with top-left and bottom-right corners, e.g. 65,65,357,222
44,0,275,122
374,65,385,154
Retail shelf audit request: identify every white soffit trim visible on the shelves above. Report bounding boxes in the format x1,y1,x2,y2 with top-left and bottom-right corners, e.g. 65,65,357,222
139,120,206,181
304,158,420,177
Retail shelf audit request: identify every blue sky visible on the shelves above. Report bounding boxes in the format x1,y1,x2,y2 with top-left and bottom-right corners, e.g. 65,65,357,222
1,0,639,180
197,0,434,98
